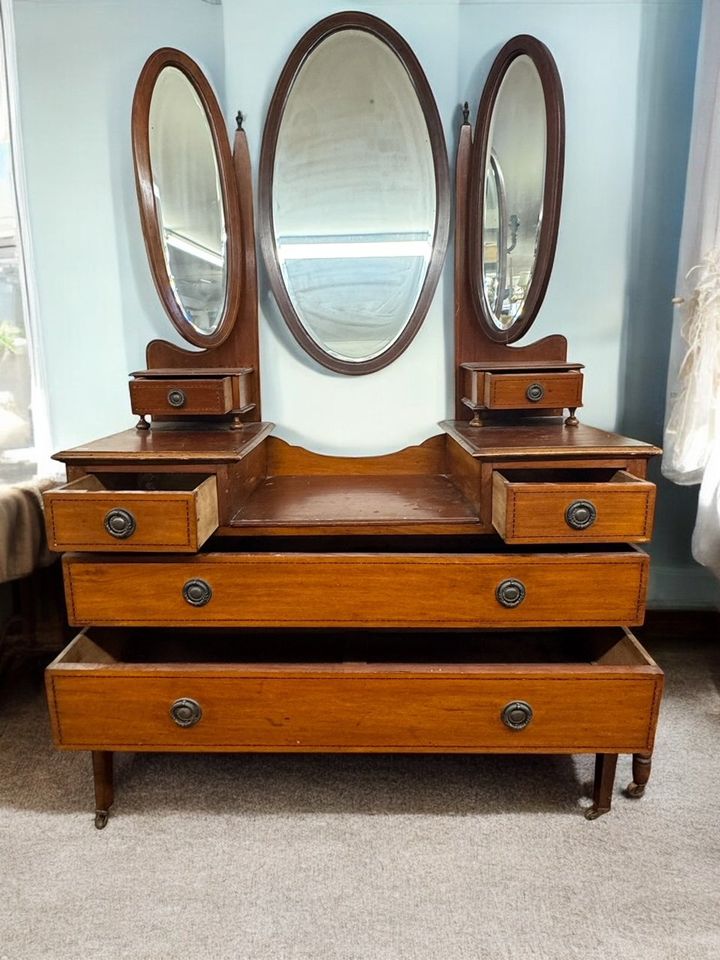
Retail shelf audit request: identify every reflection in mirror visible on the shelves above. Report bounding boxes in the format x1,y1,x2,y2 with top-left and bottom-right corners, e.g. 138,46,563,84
483,152,508,318
481,55,546,331
269,27,439,366
149,66,227,336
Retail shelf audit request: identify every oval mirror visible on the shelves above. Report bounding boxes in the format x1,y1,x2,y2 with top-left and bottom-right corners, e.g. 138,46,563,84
132,48,242,349
259,13,450,375
469,36,564,343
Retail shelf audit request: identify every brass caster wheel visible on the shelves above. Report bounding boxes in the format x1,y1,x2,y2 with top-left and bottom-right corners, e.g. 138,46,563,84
625,782,646,799
584,806,609,821
94,810,109,830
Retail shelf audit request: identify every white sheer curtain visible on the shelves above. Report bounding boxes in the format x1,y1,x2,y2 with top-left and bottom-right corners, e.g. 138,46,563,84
663,0,720,578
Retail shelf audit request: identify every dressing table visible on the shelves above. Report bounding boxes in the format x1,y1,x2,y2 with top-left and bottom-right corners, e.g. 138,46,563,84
42,16,662,828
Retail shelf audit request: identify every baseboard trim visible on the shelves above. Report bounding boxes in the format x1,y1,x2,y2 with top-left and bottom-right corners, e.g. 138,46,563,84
648,564,720,610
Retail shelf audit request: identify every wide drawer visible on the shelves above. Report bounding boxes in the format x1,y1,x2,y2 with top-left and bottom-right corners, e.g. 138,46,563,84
45,628,663,752
493,469,656,544
130,377,233,416
484,371,583,410
44,474,218,552
62,544,649,627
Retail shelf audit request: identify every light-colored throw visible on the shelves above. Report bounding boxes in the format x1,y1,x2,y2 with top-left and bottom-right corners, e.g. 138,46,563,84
0,479,56,584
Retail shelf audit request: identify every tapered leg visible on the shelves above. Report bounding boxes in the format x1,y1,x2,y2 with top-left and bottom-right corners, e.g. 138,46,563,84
585,753,618,820
626,752,652,798
92,751,114,829
565,408,579,427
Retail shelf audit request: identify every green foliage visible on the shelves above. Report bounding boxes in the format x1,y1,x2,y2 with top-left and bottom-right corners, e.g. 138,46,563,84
0,321,21,355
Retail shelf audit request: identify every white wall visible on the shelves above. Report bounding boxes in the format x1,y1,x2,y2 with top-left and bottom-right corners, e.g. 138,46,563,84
13,0,225,452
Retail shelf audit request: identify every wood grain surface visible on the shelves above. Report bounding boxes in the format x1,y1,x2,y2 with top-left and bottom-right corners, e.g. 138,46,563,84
62,547,649,628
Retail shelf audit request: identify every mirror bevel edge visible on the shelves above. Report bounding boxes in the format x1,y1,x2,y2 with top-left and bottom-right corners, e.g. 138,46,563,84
257,11,451,376
468,34,565,345
131,47,243,350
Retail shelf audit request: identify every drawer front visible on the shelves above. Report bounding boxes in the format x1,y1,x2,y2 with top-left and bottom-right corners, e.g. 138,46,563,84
130,378,233,416
493,471,656,544
44,476,218,552
484,371,583,410
62,550,649,628
46,633,662,753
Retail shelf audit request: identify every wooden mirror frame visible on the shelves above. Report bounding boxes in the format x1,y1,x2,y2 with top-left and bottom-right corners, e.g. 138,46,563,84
468,35,565,344
132,47,243,350
258,11,451,376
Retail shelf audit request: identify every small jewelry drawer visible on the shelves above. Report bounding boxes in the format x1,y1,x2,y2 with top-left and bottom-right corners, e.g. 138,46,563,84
483,371,583,410
492,468,656,544
130,377,234,416
44,474,218,552
45,627,663,753
61,542,649,628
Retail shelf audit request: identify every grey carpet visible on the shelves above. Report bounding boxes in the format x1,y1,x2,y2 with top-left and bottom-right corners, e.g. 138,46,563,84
1,629,719,960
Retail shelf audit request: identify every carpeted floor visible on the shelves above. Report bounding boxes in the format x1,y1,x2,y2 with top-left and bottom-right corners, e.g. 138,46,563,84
1,622,719,960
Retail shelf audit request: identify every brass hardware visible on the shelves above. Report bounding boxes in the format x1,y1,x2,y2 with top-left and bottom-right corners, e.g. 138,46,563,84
501,700,533,730
103,508,136,539
167,388,187,408
170,698,203,728
565,500,597,530
94,810,109,829
496,578,526,608
182,578,212,606
526,382,544,402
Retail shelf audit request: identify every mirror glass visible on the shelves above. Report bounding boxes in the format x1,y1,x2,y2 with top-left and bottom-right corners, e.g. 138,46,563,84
149,67,227,336
481,55,546,331
271,29,437,364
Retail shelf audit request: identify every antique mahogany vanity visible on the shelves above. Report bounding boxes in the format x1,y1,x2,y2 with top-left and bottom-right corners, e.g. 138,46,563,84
42,17,663,828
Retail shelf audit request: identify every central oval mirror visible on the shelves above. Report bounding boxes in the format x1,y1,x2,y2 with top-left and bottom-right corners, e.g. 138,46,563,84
132,48,242,349
469,36,564,343
259,13,450,375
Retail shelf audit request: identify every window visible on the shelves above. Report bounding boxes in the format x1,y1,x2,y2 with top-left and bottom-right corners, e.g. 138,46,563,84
0,4,47,484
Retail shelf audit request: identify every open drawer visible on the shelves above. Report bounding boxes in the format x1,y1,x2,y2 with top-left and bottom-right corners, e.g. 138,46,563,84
45,627,663,753
44,474,218,553
492,468,656,544
61,540,649,628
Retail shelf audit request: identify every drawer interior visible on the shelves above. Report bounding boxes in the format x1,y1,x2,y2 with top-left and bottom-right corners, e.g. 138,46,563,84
59,473,213,494
495,468,643,485
54,627,656,671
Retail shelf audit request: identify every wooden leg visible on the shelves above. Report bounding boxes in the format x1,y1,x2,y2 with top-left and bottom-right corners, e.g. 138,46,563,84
135,414,150,431
230,414,244,430
92,751,114,829
565,407,579,427
626,752,652,798
585,753,618,820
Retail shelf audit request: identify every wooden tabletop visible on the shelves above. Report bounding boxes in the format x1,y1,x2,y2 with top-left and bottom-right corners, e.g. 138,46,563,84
440,420,662,460
54,421,275,464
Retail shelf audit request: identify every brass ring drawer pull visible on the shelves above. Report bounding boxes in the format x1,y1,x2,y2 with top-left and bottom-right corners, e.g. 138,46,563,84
496,578,526,608
104,508,136,539
565,500,597,530
526,383,545,402
182,578,213,607
167,388,187,408
501,700,533,730
170,698,202,728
